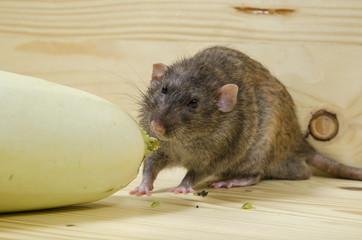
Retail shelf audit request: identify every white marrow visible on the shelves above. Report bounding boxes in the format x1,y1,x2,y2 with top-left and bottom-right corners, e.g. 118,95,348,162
0,70,144,213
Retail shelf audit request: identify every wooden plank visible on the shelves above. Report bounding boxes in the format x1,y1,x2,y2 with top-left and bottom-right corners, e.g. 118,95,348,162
0,38,360,167
1,169,362,240
0,0,361,44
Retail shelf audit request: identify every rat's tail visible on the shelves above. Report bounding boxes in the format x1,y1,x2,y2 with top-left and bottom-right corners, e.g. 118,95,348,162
307,153,362,180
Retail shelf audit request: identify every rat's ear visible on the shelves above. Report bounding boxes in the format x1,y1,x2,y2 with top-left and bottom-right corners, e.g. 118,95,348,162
217,84,239,112
151,63,169,87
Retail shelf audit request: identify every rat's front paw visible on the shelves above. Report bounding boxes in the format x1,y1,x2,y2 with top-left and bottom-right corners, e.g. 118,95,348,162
129,184,153,196
168,186,195,194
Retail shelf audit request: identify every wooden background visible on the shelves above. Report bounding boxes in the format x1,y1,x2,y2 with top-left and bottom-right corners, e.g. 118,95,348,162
0,0,362,239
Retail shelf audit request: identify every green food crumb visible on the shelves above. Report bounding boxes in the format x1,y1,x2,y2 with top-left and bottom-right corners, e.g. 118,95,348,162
151,201,160,208
141,129,160,158
241,201,253,210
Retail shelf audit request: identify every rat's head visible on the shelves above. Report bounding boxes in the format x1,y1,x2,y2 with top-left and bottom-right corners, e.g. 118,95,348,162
141,61,238,142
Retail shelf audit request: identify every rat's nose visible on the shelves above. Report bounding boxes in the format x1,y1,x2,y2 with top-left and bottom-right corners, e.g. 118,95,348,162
151,120,165,134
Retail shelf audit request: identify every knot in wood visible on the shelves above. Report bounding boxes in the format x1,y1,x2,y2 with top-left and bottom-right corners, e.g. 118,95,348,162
308,110,339,141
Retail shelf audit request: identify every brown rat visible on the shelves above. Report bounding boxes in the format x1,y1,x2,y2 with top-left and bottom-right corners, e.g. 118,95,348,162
130,46,362,196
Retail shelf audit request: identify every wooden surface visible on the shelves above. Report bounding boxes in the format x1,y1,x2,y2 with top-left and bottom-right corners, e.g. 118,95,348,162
1,0,362,239
1,169,362,240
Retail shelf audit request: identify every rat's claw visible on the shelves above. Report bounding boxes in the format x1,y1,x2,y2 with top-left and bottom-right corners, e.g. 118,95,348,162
129,184,153,196
168,186,195,194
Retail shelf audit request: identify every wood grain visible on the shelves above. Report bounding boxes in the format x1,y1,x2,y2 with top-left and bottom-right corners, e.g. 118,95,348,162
0,0,362,239
1,169,362,240
1,0,361,44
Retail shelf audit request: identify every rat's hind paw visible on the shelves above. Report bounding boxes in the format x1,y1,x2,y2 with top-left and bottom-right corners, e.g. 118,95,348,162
168,186,195,194
209,176,260,189
209,180,236,189
129,184,153,196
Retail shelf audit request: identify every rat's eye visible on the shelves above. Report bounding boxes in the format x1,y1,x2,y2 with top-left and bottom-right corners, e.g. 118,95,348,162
187,99,198,108
161,86,168,94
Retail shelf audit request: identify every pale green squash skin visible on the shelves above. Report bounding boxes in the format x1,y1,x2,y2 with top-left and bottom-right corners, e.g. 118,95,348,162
0,70,144,213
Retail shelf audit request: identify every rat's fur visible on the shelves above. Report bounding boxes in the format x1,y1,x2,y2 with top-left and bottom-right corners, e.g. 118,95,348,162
130,46,362,196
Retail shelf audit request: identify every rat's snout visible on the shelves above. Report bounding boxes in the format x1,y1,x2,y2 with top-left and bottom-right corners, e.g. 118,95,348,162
151,120,165,135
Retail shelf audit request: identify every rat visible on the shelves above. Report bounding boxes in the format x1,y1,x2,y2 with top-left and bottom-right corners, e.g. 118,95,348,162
129,46,362,196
